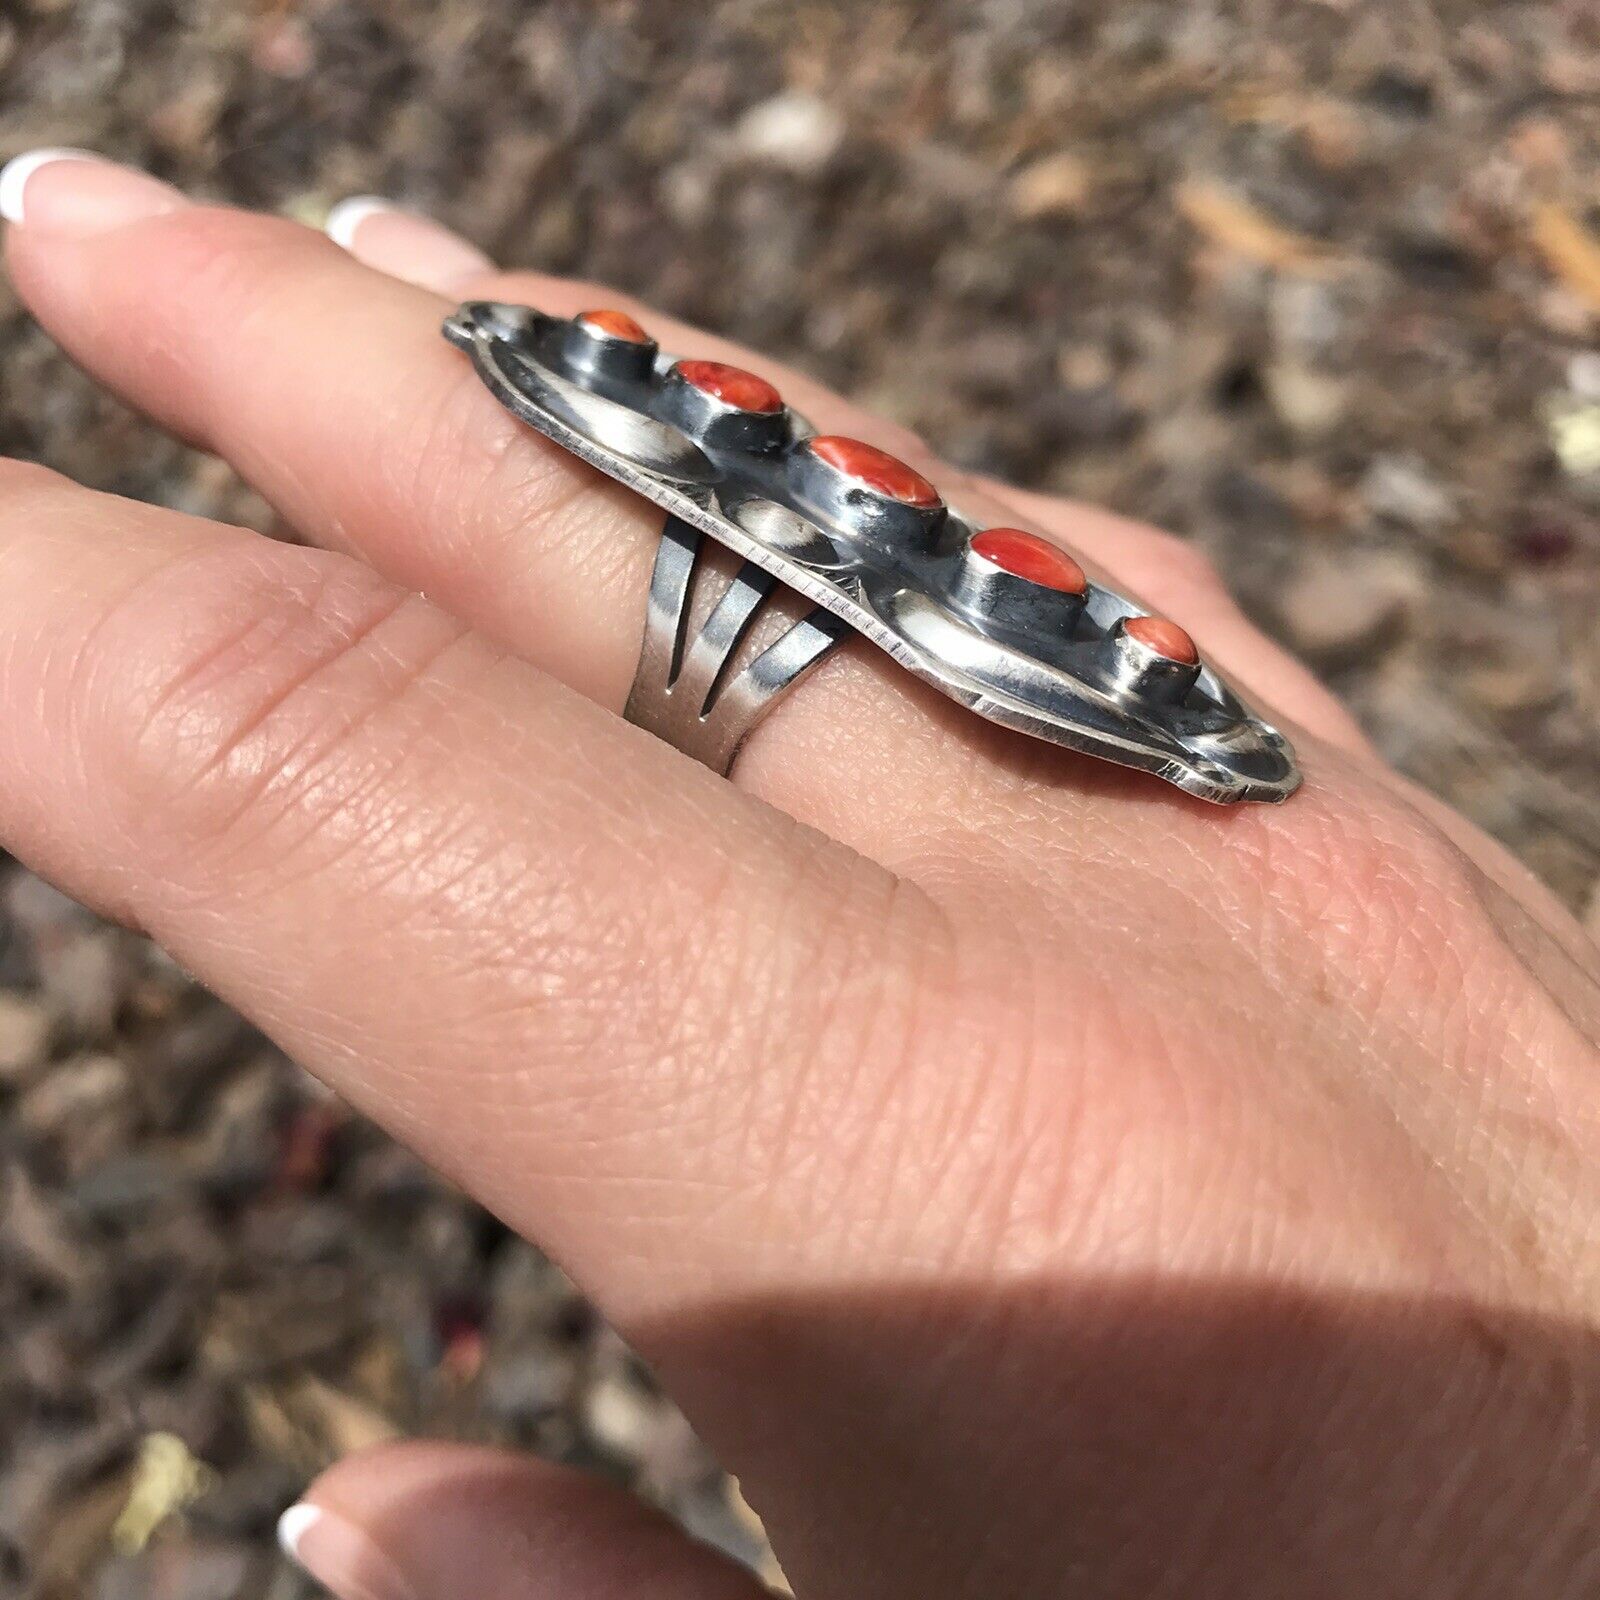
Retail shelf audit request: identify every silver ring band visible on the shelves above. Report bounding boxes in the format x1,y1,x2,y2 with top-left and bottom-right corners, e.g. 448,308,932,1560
624,513,847,774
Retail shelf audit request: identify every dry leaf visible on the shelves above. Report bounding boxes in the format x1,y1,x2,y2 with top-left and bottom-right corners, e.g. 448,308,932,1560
242,1374,399,1474
291,1374,402,1457
1176,179,1341,276
111,1433,215,1554
1221,89,1364,167
1530,204,1600,313
1009,151,1092,218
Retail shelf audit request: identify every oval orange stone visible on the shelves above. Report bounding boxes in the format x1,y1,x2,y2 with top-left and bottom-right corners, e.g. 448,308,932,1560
970,527,1087,594
808,436,941,508
675,359,783,414
1125,615,1199,665
577,307,650,343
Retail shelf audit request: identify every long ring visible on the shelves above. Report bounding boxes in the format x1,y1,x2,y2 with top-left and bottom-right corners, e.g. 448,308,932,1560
444,300,1300,804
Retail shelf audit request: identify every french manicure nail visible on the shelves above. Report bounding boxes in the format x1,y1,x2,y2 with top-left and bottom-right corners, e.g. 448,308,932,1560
278,1501,420,1600
1,148,93,224
325,194,397,252
277,1502,322,1562
0,149,186,235
324,194,494,293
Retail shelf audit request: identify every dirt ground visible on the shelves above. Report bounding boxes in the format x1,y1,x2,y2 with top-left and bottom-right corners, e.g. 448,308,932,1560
1,2,1597,1595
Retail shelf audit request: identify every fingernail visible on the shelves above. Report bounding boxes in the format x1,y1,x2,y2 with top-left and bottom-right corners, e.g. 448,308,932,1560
326,195,493,294
0,149,186,234
278,1502,419,1600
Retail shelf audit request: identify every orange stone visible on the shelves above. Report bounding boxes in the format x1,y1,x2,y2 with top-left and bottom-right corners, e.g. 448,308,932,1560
807,436,941,508
576,307,650,343
1125,615,1199,665
970,527,1087,594
675,359,783,414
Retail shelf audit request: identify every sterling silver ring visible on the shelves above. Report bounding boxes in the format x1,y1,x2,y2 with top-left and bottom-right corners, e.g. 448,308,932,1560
444,300,1300,804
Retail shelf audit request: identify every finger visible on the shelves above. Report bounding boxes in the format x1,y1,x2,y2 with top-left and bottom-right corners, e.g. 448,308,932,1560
0,459,927,1317
280,1441,771,1600
7,158,1344,869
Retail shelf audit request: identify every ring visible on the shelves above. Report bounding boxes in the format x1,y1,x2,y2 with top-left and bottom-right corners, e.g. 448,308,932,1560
444,301,1300,803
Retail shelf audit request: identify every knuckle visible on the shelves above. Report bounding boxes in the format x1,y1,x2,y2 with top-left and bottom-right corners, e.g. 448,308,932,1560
1240,780,1484,987
119,209,320,355
132,206,315,311
90,540,456,868
78,210,349,451
405,359,570,535
401,356,643,590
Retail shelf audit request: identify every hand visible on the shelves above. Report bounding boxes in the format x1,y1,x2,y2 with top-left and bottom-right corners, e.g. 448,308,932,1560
3,155,1597,1600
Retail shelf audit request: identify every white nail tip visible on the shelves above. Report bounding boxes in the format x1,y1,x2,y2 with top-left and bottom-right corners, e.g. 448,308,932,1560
277,1502,322,1562
326,194,396,251
0,147,98,226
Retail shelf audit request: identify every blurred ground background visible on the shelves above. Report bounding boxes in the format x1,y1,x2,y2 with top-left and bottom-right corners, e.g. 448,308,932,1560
1,1,1597,1595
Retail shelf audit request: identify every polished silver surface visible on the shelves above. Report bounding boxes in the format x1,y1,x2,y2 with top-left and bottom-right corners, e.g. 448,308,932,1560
444,300,1302,803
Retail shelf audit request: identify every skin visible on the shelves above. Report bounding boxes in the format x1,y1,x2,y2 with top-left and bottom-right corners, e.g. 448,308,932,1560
2,161,1598,1600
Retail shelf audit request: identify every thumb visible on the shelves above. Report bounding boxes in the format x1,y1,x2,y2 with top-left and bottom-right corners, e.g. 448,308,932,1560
278,1440,775,1600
